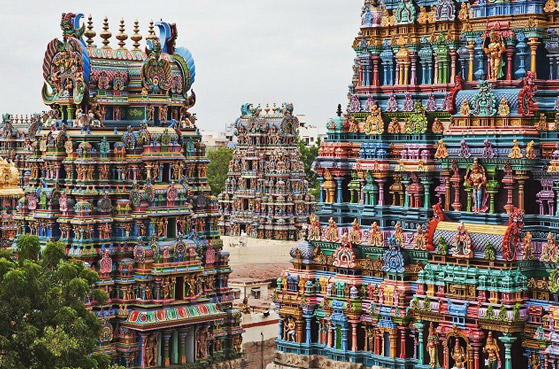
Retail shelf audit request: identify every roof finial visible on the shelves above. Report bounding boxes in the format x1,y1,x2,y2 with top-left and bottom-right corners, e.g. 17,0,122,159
85,14,96,47
131,19,142,51
116,18,128,50
100,16,112,49
146,20,157,42
336,104,343,116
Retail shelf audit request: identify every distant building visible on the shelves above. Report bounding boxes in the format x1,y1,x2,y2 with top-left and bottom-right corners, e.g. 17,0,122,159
296,114,320,146
200,130,229,149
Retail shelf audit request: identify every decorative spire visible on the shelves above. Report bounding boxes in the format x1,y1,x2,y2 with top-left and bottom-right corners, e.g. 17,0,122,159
146,20,157,42
85,14,96,47
100,16,112,49
116,18,128,50
131,19,142,51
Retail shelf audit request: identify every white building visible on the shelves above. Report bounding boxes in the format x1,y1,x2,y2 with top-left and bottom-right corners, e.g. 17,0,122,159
296,114,320,146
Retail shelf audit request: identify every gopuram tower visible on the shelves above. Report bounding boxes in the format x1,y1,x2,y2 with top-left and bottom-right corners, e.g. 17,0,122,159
12,13,242,368
218,103,315,241
271,2,559,369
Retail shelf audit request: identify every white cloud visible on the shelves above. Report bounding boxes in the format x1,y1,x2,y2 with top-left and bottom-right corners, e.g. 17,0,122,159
0,0,362,131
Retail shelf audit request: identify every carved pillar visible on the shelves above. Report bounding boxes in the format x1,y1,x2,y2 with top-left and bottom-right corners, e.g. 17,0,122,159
374,330,381,355
516,33,528,79
450,172,462,211
335,177,343,204
434,54,439,84
399,326,407,359
443,170,452,211
376,178,385,206
554,181,559,217
351,321,358,352
506,46,514,80
402,176,411,208
328,322,333,348
395,62,401,86
450,49,457,81
162,331,171,366
421,176,432,209
360,179,365,205
318,176,324,203
411,54,418,85
179,331,187,364
474,38,485,80
472,342,482,369
415,320,425,365
515,173,529,212
528,38,541,77
499,333,517,369
296,318,304,344
305,315,312,345
389,329,397,358
372,54,380,86
341,326,349,351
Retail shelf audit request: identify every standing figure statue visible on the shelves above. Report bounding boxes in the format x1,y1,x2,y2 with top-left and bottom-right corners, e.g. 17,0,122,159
483,331,500,369
426,322,439,367
451,338,467,369
483,29,506,80
465,158,488,213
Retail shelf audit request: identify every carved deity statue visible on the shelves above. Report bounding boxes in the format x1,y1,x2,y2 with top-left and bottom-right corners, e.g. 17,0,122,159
483,29,506,80
508,139,523,159
427,322,439,367
435,139,448,159
369,221,383,247
451,338,466,369
465,158,488,213
483,331,500,369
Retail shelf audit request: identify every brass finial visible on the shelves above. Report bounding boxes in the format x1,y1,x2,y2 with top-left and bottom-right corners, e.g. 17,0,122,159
131,19,142,51
116,18,128,50
100,16,112,49
146,20,157,42
265,103,270,115
85,14,96,47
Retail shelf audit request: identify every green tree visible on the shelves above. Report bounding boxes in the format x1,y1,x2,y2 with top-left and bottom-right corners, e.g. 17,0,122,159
0,238,112,369
297,138,321,198
207,146,233,196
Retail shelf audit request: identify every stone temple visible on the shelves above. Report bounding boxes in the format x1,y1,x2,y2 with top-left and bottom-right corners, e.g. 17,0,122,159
6,12,242,368
218,103,315,241
271,1,559,369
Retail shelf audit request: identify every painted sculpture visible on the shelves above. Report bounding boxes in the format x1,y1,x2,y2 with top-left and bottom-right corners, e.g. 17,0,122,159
272,2,559,369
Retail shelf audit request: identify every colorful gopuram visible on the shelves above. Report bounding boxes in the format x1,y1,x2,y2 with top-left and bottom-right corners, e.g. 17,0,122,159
272,2,559,369
218,103,315,241
10,12,242,368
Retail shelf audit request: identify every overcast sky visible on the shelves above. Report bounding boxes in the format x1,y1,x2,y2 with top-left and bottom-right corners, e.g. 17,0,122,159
0,0,361,132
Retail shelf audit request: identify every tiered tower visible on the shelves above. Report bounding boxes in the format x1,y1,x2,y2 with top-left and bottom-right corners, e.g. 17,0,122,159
11,12,242,368
218,103,315,241
272,2,559,369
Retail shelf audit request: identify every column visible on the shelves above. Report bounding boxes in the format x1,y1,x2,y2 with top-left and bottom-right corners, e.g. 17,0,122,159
472,342,482,369
318,177,324,202
372,55,380,86
341,326,349,351
335,177,343,204
421,177,432,209
328,323,333,348
499,333,517,369
415,320,425,365
516,173,529,212
411,54,418,85
474,38,485,80
399,326,407,359
360,179,365,205
140,333,149,368
450,49,457,81
374,330,381,355
376,179,385,206
389,330,397,358
444,171,451,211
434,55,439,84
179,331,187,364
554,182,559,217
516,33,528,79
402,176,411,208
305,316,312,345
351,321,358,352
278,318,283,340
395,62,401,86
162,331,171,366
506,46,514,80
528,38,540,76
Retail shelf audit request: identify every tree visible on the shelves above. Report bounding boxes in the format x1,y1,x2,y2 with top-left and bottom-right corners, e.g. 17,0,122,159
297,138,321,199
207,146,233,196
0,238,112,369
